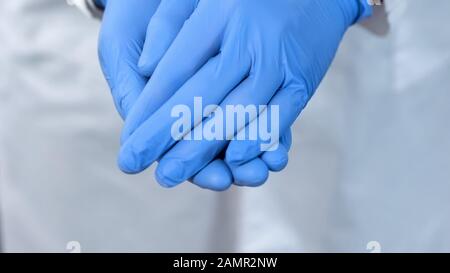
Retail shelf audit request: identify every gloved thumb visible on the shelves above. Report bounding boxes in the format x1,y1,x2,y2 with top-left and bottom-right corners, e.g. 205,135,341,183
98,0,160,119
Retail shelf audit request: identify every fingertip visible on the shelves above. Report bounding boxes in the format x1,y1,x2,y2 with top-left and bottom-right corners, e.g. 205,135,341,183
232,158,269,187
155,169,179,189
261,145,289,172
117,146,140,174
193,160,233,191
138,49,158,77
155,159,186,188
137,16,179,77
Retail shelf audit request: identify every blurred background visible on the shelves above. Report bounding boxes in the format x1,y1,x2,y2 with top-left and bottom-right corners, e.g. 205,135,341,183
0,0,449,252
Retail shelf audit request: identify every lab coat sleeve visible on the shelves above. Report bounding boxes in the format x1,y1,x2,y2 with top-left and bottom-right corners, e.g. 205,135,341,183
67,0,103,19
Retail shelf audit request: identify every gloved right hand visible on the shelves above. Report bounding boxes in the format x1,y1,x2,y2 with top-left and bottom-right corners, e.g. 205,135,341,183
118,0,368,189
133,0,294,188
97,0,285,190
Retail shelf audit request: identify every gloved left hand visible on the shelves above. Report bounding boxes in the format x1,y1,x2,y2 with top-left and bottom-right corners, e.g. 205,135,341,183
96,0,163,119
118,0,368,188
96,0,238,191
97,0,287,191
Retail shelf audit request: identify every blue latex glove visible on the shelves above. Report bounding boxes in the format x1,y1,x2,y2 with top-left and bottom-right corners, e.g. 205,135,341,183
95,0,290,190
96,0,244,191
134,0,293,189
97,0,160,119
97,0,279,190
119,0,370,188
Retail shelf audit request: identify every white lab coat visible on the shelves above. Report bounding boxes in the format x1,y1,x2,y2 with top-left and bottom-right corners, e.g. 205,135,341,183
0,0,449,252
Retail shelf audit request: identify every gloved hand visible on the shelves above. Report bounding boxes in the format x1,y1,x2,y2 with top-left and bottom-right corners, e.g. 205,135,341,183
119,0,369,188
137,0,293,188
96,0,160,119
97,0,284,190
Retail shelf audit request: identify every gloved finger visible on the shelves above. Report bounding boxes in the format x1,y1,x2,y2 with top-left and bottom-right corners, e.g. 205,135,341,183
260,143,289,173
280,128,293,150
231,158,269,187
152,67,284,187
98,0,160,119
227,129,290,186
226,84,308,166
100,1,229,185
138,0,198,77
121,1,227,143
227,130,290,186
189,159,233,191
118,52,251,175
260,129,292,172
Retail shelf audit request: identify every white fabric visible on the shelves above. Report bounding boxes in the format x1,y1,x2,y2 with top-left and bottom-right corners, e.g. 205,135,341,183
67,0,102,19
1,0,449,252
